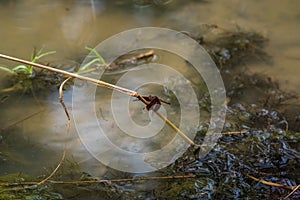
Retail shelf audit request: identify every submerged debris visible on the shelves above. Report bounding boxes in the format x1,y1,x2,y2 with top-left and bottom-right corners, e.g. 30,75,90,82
187,26,271,68
0,173,63,200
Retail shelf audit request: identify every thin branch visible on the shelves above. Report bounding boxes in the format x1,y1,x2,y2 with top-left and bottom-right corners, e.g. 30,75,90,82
59,77,72,120
1,174,196,187
36,77,71,186
0,53,195,146
155,111,196,146
36,148,67,186
48,174,196,184
0,53,138,97
137,95,195,146
1,109,45,132
245,173,294,190
284,184,300,200
221,129,247,135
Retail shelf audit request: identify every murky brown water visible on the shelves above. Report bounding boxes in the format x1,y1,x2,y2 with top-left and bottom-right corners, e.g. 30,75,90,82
0,0,299,177
1,0,299,92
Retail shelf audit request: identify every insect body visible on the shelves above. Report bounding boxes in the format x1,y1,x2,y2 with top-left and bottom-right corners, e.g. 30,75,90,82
142,95,170,112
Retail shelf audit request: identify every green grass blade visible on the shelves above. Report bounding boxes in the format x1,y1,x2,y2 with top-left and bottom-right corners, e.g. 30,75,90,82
85,47,108,66
0,66,16,74
34,50,56,61
79,59,99,72
12,65,30,74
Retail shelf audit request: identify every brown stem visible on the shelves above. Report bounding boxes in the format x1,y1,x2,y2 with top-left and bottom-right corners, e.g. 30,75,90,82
36,77,72,186
0,53,138,97
0,53,195,146
0,174,196,187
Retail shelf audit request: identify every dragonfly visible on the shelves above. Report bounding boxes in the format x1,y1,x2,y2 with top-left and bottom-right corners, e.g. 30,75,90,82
142,95,170,112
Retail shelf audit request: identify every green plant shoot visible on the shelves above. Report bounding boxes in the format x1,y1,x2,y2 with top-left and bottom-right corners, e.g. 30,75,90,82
77,47,108,74
0,48,56,77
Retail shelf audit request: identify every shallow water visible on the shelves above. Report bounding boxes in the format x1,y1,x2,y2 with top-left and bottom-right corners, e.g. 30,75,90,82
0,0,299,195
0,0,299,92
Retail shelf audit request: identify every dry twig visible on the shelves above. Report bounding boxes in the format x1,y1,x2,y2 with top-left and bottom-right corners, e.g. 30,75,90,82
284,184,300,200
246,173,300,199
245,173,295,190
0,53,194,145
221,129,247,135
0,109,45,132
0,174,195,187
36,77,71,186
0,52,198,191
59,77,72,120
